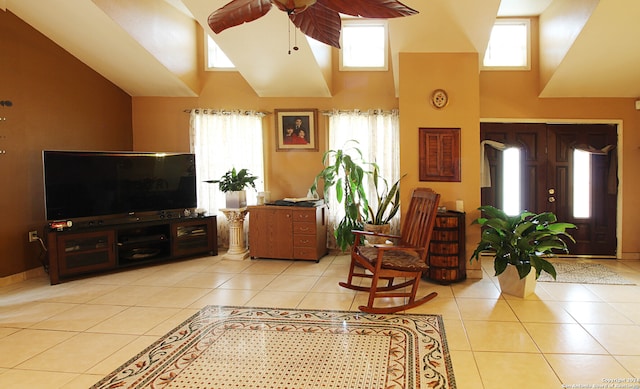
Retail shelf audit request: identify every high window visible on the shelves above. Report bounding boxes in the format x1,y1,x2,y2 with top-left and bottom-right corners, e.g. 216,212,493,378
340,20,388,71
206,34,235,70
482,19,530,70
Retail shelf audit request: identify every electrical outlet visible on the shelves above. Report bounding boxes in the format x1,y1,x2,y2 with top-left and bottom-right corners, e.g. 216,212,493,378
28,230,38,243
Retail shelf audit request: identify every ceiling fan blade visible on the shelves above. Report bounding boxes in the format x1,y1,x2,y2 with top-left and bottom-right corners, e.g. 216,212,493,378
208,0,273,34
317,0,418,18
290,3,342,48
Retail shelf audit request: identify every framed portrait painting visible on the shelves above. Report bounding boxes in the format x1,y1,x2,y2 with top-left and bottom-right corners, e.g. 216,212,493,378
275,109,318,151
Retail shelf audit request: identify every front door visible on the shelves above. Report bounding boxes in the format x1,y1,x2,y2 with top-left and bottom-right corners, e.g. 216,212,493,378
480,123,617,256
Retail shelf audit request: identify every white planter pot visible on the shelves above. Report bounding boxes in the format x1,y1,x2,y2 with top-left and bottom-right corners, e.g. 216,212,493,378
497,265,537,298
225,190,247,208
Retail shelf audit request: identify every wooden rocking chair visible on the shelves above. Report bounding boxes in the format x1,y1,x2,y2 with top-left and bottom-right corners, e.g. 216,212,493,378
339,188,441,314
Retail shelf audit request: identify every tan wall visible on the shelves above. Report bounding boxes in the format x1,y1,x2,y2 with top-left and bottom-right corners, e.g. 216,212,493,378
0,11,132,278
4,10,640,279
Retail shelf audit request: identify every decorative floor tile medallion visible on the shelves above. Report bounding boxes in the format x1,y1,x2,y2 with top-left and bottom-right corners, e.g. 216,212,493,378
92,306,455,389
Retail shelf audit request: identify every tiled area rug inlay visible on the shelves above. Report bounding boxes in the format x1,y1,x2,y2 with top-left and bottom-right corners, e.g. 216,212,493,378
538,261,635,285
91,306,455,389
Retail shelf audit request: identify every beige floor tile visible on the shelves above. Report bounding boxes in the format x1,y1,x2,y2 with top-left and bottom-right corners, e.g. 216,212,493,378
86,335,158,375
60,373,105,389
145,308,200,336
440,318,471,351
36,282,121,304
136,286,211,308
474,351,562,389
206,260,254,274
188,288,258,308
263,274,319,292
465,321,539,352
0,329,76,368
218,273,278,290
417,281,456,298
241,259,292,274
129,269,196,287
30,304,126,331
16,332,138,373
585,284,640,302
86,284,166,305
297,292,355,311
0,301,77,328
0,369,79,389
615,355,640,377
171,271,234,288
545,354,632,385
507,300,577,323
246,290,307,308
561,301,634,324
609,302,640,324
583,324,640,355
451,279,502,299
409,296,461,320
86,306,182,335
456,298,519,321
0,327,19,339
449,350,483,388
538,282,604,302
321,263,353,278
310,276,357,294
281,259,331,276
523,322,607,354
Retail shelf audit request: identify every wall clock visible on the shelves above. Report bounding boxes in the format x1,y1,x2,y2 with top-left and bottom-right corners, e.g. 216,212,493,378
430,89,449,109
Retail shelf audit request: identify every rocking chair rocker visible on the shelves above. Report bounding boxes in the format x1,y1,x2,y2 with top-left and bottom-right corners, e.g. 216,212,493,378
339,188,441,314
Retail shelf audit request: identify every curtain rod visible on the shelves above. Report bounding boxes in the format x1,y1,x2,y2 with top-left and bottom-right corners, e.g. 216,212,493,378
321,109,398,116
184,109,271,115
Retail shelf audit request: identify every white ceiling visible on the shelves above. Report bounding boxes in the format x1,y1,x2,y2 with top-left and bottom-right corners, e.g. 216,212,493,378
5,0,640,99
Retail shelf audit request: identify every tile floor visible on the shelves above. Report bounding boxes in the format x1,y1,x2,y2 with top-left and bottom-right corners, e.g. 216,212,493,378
0,254,639,389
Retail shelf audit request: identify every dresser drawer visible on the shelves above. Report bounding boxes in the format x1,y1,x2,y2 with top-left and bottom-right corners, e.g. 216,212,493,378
293,235,315,248
292,210,316,222
293,247,318,260
293,222,316,235
429,242,459,255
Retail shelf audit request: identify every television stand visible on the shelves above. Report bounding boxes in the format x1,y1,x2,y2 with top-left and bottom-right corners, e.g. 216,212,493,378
45,216,217,284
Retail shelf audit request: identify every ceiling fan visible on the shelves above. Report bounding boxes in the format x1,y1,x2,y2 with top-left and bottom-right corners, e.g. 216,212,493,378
207,0,418,49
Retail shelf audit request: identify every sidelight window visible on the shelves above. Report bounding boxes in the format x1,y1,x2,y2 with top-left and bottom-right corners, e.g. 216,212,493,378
502,147,521,216
573,149,591,218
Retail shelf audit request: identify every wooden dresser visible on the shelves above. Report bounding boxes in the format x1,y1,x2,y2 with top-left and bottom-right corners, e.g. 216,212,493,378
248,205,328,262
425,211,466,284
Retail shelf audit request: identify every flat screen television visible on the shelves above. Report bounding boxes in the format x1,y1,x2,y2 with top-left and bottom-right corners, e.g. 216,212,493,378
43,150,197,221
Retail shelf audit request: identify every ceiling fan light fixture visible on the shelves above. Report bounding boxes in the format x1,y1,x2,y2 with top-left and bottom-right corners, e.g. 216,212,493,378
273,0,317,14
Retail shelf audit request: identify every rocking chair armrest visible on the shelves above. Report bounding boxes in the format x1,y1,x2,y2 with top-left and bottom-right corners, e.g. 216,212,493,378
351,229,401,240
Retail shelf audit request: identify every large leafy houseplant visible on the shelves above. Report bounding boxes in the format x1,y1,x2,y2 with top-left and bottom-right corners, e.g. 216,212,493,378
205,167,258,192
470,205,577,280
310,140,371,251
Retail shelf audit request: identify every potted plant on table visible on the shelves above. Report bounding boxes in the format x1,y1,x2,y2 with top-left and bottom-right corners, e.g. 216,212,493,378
205,167,258,208
470,205,576,297
363,164,406,244
310,140,371,251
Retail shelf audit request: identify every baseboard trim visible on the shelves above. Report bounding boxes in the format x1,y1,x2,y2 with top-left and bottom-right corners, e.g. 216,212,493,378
0,267,47,287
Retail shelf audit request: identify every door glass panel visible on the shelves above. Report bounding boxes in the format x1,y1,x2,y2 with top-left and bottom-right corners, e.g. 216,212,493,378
502,147,521,215
573,149,591,218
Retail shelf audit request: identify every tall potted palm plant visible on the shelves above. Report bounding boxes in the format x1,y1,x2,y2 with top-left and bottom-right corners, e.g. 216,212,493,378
310,140,371,251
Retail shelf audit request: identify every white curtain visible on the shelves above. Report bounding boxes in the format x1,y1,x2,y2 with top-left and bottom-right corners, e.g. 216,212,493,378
189,109,265,247
326,109,401,247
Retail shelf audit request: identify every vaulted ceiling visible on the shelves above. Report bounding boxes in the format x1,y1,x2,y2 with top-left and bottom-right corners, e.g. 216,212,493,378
4,0,640,99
